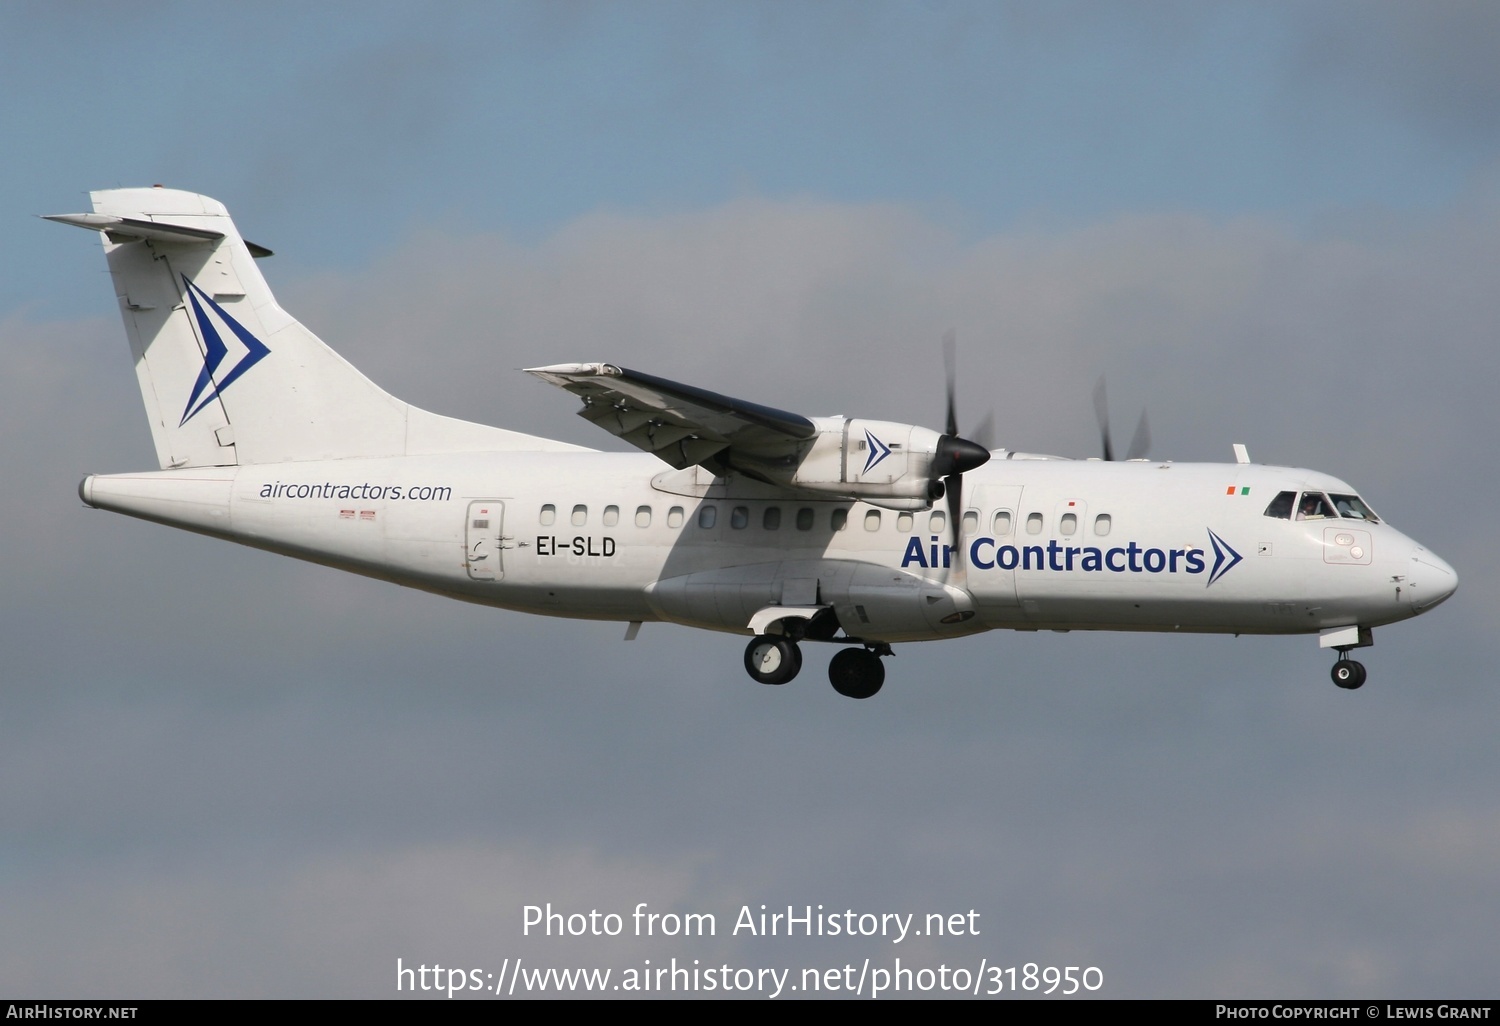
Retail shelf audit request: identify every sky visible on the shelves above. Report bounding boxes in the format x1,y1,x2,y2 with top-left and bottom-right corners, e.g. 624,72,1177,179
2,0,1497,999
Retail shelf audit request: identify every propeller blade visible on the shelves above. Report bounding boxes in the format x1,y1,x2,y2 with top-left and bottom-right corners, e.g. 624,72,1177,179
970,410,995,453
931,331,989,591
1093,376,1114,462
946,463,963,550
1125,410,1151,461
942,329,958,438
940,441,989,579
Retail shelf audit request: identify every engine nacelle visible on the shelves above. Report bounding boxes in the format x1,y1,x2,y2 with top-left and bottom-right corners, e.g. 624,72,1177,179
733,417,944,510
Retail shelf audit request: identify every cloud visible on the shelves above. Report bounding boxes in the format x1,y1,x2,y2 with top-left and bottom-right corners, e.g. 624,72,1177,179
1292,0,1500,149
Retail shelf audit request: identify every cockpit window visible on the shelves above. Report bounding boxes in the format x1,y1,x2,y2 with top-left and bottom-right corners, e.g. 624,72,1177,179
1329,493,1380,523
1263,491,1296,519
1296,492,1337,520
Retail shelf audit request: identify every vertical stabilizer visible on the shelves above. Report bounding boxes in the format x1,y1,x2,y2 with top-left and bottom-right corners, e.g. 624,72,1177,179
48,187,582,468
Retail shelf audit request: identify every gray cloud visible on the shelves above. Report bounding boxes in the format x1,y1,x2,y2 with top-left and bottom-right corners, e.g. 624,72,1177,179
1292,0,1500,149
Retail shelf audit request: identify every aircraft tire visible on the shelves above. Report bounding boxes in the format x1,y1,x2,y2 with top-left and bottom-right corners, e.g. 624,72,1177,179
829,648,885,699
745,636,801,685
1331,659,1366,689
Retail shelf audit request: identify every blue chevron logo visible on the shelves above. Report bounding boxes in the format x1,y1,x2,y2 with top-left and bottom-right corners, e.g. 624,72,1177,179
179,275,271,426
862,429,892,474
1205,528,1244,587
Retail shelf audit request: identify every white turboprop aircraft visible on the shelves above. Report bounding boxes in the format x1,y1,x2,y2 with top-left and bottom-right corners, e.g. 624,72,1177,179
49,188,1457,698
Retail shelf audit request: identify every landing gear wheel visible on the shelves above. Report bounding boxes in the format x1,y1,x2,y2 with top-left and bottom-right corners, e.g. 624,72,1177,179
744,635,801,685
829,648,885,699
1331,659,1367,690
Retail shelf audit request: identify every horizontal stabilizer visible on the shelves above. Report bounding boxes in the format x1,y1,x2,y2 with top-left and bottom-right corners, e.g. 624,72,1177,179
45,212,223,244
44,212,275,257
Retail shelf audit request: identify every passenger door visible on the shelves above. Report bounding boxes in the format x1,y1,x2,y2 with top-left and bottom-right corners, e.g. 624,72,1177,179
465,501,506,581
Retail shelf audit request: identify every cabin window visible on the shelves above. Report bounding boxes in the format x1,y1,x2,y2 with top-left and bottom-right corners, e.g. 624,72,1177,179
602,505,619,527
539,503,556,526
796,508,815,531
831,509,849,531
571,504,587,527
992,510,1013,535
698,505,717,529
963,510,979,535
667,506,684,528
1296,492,1336,521
635,505,652,528
1263,491,1295,520
864,510,882,532
929,510,946,534
1094,513,1112,537
763,507,781,530
1329,493,1380,523
1060,512,1077,536
1026,512,1044,535
897,512,913,533
731,506,749,529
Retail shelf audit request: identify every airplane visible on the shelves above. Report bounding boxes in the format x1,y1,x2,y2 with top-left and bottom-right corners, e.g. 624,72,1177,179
47,187,1458,699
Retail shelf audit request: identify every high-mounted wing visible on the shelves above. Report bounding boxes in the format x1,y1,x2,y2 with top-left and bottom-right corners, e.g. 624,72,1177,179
527,363,988,511
526,363,817,473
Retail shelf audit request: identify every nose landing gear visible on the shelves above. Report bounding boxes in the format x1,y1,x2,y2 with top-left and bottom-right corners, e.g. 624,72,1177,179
1321,627,1373,690
1331,653,1367,689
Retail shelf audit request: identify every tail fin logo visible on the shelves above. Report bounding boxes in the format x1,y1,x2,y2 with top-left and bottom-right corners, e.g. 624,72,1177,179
179,276,270,426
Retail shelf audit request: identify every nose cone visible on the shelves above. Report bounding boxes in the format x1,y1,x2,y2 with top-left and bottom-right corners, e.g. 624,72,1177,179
1407,546,1458,612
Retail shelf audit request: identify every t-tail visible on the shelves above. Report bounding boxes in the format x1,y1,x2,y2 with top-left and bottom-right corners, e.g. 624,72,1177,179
48,187,574,469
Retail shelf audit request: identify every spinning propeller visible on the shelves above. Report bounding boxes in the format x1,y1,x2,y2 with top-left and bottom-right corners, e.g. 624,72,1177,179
1092,376,1151,462
930,332,991,589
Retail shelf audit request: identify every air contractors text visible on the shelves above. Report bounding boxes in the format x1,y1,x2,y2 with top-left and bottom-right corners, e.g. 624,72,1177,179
258,481,452,502
903,535,1207,575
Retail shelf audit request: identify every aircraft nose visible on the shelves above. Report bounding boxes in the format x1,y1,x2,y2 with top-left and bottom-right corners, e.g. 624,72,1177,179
1406,545,1458,612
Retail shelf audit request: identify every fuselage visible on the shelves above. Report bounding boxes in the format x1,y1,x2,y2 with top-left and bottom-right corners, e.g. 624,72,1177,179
79,450,1457,644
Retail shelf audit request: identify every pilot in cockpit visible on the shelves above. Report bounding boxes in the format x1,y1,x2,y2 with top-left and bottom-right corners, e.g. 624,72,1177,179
1297,493,1330,520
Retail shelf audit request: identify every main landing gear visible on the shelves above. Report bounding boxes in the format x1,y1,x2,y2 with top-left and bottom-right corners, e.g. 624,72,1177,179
828,646,886,700
744,635,802,686
742,635,889,699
